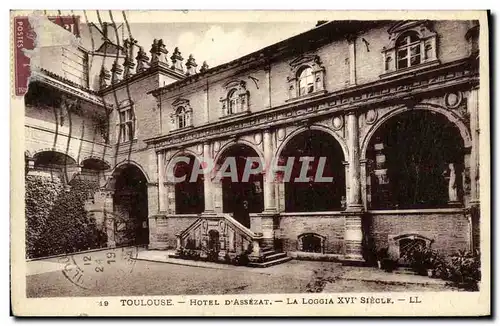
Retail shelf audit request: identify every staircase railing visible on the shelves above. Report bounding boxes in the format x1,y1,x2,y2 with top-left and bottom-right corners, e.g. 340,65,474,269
176,213,262,258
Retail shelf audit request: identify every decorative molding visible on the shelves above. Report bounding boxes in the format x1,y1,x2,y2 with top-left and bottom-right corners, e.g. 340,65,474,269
365,109,378,125
146,59,478,151
444,91,463,109
31,70,106,107
332,116,344,131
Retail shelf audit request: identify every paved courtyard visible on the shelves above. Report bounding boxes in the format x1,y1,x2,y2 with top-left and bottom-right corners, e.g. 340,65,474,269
26,247,455,298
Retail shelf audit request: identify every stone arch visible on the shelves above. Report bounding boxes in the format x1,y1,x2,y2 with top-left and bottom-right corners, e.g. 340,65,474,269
80,156,111,170
360,104,472,160
111,160,150,183
213,138,264,168
390,233,435,261
214,141,265,220
277,126,347,212
275,124,348,162
32,148,78,165
165,148,204,182
362,104,469,209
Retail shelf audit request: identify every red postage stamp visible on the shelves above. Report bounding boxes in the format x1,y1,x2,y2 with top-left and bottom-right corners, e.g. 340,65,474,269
13,15,80,96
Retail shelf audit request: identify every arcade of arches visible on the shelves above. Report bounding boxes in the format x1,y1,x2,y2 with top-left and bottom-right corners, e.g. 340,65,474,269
166,110,468,219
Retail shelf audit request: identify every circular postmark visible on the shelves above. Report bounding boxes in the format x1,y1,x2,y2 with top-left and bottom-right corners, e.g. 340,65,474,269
56,210,142,290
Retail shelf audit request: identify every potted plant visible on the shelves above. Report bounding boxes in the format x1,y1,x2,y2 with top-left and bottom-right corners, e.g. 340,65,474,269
376,247,389,269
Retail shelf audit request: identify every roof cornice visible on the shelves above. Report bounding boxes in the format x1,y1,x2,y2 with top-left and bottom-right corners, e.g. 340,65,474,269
149,20,390,97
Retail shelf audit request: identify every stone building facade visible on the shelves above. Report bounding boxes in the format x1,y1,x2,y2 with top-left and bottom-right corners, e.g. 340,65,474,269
25,19,481,263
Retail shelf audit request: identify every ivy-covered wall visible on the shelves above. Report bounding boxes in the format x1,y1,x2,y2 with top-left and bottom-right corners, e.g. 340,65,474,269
25,174,107,259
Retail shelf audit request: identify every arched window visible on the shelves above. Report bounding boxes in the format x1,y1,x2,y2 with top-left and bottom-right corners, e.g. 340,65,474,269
118,106,135,143
297,66,314,96
396,32,421,69
170,98,193,130
227,89,238,115
176,106,187,129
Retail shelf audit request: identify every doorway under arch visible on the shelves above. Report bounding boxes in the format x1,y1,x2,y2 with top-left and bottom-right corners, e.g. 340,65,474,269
112,164,149,245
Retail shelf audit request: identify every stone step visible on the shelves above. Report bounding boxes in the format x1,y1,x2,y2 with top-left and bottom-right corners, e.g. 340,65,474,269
261,247,274,254
394,267,418,275
248,256,293,268
263,252,287,262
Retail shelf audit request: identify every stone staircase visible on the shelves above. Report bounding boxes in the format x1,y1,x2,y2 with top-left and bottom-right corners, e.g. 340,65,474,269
248,246,292,268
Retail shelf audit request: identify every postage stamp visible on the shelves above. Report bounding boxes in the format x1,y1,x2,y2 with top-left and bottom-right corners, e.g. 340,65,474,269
10,10,490,316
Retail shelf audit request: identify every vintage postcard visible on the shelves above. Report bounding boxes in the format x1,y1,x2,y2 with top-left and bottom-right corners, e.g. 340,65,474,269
10,10,490,316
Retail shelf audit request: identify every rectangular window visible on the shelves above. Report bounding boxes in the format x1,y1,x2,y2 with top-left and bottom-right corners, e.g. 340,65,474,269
118,107,135,143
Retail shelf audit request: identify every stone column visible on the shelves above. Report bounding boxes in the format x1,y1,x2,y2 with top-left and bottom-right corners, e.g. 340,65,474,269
157,151,167,212
469,87,479,204
347,112,363,211
203,143,215,212
344,111,364,263
263,129,277,212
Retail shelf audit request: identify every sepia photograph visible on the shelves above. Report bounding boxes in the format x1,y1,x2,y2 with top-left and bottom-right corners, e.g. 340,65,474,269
10,9,490,316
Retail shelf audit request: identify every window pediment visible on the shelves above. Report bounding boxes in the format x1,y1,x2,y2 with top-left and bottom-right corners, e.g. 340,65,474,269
170,98,193,130
287,53,325,100
220,80,249,117
172,98,190,107
381,21,439,76
385,21,437,50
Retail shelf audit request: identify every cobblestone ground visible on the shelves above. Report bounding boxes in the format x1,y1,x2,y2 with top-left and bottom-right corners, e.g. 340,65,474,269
26,248,454,298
